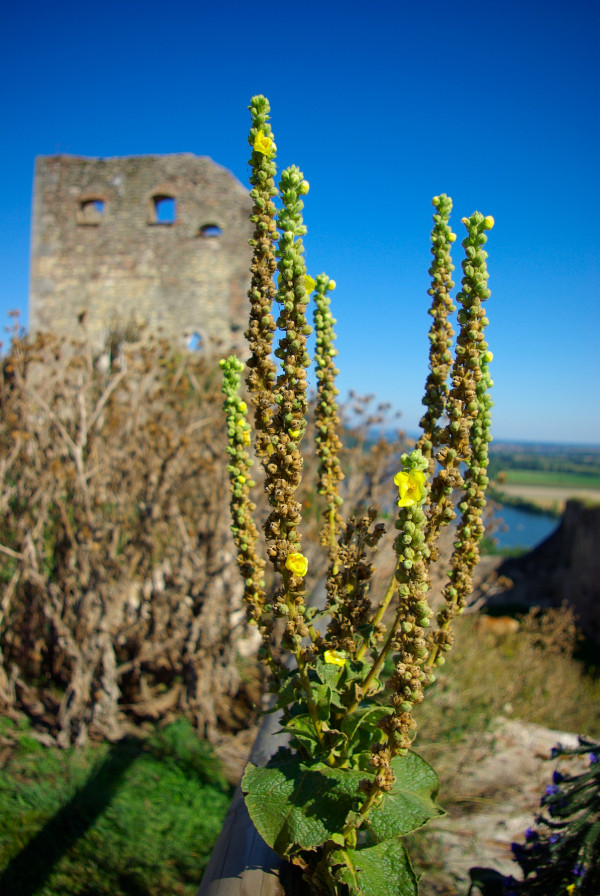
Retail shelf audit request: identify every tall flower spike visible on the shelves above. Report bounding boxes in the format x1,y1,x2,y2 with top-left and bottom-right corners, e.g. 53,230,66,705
360,450,432,787
313,274,344,556
426,213,493,669
425,212,491,558
245,96,279,461
417,194,456,471
220,356,268,636
262,165,313,651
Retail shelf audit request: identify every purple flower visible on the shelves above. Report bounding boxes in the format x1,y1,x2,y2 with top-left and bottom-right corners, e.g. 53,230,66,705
589,751,599,764
552,770,564,784
525,827,539,841
573,863,585,877
545,784,560,795
551,743,564,758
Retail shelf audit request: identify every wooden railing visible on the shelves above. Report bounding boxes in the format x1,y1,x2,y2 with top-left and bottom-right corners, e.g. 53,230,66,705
197,707,290,896
198,585,327,896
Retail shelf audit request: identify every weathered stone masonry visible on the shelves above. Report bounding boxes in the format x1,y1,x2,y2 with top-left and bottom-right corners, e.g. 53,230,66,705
29,154,253,350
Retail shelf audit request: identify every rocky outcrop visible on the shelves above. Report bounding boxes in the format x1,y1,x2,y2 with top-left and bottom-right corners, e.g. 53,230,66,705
491,500,600,642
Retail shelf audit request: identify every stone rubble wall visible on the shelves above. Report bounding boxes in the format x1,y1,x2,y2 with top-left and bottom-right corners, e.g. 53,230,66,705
29,154,254,352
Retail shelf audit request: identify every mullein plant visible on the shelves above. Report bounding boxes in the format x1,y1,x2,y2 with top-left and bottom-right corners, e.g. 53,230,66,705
220,95,495,896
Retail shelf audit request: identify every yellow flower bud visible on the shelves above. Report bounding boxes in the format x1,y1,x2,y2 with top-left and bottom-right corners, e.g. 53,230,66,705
239,401,247,413
448,233,457,243
242,430,251,447
327,279,336,290
483,350,493,363
253,130,275,157
285,552,308,577
237,475,246,484
289,429,301,439
394,469,426,508
323,649,346,667
304,275,316,293
483,215,495,231
299,180,310,195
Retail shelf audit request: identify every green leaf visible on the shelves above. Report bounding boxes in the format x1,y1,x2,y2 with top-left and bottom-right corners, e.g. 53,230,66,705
283,714,319,739
341,706,392,743
311,681,335,719
275,670,300,707
315,655,345,688
283,714,322,756
367,752,444,841
331,840,418,896
242,757,363,857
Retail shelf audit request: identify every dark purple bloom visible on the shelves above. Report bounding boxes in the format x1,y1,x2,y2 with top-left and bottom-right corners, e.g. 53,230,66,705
589,751,599,764
545,784,560,796
551,743,564,758
552,770,564,784
573,863,585,877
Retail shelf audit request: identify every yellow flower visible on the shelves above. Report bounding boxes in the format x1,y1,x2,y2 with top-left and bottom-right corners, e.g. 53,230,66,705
289,429,301,439
394,469,426,508
483,215,495,231
242,430,251,446
253,130,274,157
304,275,316,293
324,649,346,667
238,401,247,413
285,552,308,577
566,886,576,896
237,475,246,484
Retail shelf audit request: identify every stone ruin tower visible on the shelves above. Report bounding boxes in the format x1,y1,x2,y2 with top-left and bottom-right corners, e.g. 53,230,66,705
29,154,253,351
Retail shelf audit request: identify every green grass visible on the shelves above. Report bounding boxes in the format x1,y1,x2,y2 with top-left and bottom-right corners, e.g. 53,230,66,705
500,468,600,489
0,718,232,896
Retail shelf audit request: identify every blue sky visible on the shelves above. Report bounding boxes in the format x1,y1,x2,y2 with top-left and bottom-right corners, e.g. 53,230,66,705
2,0,599,444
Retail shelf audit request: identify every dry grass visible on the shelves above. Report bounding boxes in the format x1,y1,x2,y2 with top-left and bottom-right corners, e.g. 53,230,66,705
413,607,600,770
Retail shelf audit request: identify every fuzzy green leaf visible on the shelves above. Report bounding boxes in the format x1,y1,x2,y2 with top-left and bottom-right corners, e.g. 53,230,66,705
367,752,444,841
331,840,418,896
283,713,322,756
242,757,362,857
341,706,392,744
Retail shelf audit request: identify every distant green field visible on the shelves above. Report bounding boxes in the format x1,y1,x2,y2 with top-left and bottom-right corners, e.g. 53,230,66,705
500,469,600,490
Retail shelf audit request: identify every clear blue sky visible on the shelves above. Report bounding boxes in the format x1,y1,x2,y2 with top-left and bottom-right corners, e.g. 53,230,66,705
2,0,599,444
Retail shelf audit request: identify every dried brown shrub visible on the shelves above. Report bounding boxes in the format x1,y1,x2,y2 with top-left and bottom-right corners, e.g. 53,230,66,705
0,331,243,746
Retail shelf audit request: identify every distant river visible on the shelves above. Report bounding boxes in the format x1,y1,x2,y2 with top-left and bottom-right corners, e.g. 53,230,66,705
489,504,558,552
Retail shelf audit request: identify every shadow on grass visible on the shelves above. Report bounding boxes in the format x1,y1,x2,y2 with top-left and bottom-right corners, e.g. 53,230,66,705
0,736,141,896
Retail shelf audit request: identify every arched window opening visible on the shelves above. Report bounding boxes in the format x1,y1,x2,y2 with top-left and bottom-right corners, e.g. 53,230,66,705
187,332,204,352
199,223,222,238
151,195,177,224
79,198,105,225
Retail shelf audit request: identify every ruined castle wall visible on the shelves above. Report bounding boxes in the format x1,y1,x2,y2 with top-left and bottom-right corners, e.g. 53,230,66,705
29,154,253,350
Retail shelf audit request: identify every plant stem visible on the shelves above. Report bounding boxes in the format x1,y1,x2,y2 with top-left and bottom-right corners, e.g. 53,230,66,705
355,561,400,662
